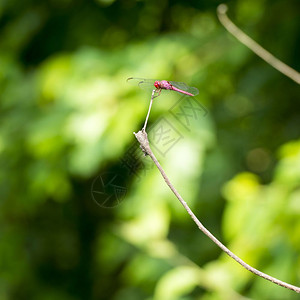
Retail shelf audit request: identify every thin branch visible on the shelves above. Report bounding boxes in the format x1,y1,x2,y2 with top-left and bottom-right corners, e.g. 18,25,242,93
217,4,300,85
143,89,156,131
134,127,300,293
134,129,300,293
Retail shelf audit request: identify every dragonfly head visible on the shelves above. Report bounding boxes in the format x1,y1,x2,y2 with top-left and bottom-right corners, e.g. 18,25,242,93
154,81,161,89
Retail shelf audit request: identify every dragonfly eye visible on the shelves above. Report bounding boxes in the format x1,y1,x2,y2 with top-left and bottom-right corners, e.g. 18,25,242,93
154,81,160,89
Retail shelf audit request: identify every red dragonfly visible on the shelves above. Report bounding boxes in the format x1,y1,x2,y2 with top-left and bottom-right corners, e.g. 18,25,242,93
127,77,199,97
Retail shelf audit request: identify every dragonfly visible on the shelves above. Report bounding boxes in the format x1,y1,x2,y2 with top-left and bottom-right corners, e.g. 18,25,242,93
127,77,199,97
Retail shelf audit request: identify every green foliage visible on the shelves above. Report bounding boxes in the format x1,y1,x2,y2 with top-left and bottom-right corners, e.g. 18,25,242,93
0,0,299,299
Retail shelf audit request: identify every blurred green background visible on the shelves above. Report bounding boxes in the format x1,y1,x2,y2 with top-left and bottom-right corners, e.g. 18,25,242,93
0,0,299,299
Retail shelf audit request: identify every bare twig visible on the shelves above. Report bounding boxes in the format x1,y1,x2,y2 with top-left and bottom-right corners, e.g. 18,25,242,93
134,129,300,293
143,89,156,131
217,4,300,85
134,88,299,293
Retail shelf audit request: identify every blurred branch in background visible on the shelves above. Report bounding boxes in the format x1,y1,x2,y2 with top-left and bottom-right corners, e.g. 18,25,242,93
217,4,300,85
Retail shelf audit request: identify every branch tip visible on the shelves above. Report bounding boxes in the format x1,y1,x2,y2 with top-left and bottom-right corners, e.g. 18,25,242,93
217,4,228,15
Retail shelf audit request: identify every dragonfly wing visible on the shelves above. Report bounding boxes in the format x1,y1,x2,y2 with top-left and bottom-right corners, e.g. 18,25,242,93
187,86,199,96
127,77,156,90
170,81,199,96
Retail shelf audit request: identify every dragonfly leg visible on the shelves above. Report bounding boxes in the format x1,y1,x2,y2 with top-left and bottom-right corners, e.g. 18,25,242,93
152,89,160,99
